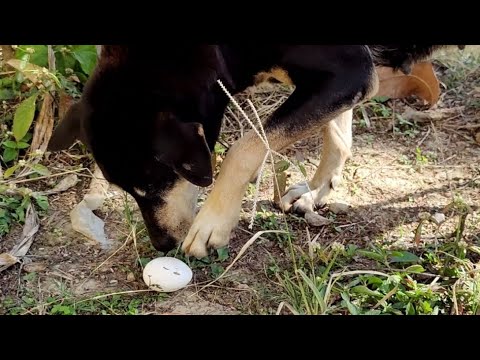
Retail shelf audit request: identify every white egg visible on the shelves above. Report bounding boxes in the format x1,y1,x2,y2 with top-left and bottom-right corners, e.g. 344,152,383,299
142,257,193,293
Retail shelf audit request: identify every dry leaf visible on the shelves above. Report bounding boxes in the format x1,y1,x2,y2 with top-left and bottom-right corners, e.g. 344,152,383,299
1,45,15,63
30,92,55,152
40,174,79,195
273,172,287,205
475,132,480,144
376,61,441,106
59,92,74,121
7,59,44,84
0,205,39,273
23,262,47,273
0,253,18,267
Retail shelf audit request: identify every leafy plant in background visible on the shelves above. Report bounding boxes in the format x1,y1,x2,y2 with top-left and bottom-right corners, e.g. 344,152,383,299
1,45,97,235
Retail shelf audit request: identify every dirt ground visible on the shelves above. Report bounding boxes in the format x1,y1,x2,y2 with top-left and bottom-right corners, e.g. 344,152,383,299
1,47,479,315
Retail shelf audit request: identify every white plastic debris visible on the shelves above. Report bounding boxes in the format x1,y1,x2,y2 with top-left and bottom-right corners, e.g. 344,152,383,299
70,165,111,249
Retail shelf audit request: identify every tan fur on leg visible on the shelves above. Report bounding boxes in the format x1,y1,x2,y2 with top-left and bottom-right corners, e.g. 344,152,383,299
155,179,199,242
182,130,288,258
281,109,353,213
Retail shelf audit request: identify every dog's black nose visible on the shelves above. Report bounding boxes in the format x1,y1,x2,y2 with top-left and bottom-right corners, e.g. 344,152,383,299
149,232,178,252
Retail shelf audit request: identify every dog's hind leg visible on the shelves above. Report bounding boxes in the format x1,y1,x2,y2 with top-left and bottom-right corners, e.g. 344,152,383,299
182,45,378,258
280,109,353,213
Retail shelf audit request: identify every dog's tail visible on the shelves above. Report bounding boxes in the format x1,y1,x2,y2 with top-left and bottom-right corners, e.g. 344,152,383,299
368,45,459,74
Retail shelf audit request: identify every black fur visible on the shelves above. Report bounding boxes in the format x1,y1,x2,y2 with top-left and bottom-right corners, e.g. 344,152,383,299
369,45,448,74
48,44,450,252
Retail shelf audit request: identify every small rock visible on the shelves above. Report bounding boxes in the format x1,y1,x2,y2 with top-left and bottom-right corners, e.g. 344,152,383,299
127,272,135,282
305,211,333,227
74,279,102,295
418,212,431,221
432,212,446,225
329,202,350,214
109,279,118,285
83,193,105,211
354,168,369,179
23,263,47,273
236,284,250,290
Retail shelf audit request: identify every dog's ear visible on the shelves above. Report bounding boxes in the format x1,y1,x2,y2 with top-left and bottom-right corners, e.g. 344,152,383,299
154,117,213,187
48,102,86,151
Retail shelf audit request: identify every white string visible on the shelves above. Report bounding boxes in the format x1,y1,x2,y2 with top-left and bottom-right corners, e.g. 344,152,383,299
217,80,314,229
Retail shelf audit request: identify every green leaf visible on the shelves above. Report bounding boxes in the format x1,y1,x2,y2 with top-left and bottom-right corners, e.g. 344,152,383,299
138,257,151,268
13,94,38,142
71,45,98,76
214,143,226,156
388,251,420,264
351,285,383,298
357,249,385,262
364,309,383,315
274,160,290,173
2,148,18,163
216,247,229,262
405,265,425,274
15,45,48,68
21,133,33,143
51,304,74,315
2,141,18,149
3,164,19,178
16,141,30,149
421,301,433,314
210,263,224,278
33,194,49,211
0,77,14,87
0,88,16,101
372,95,390,103
341,292,359,315
75,72,88,84
30,164,50,176
406,302,415,315
365,276,385,287
297,269,327,313
55,49,77,75
298,162,307,178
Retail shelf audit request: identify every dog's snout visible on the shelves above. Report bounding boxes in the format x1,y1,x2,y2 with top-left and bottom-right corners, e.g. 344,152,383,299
149,230,178,252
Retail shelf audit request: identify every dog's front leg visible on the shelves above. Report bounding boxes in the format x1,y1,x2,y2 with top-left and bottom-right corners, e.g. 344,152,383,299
182,46,378,258
181,131,278,258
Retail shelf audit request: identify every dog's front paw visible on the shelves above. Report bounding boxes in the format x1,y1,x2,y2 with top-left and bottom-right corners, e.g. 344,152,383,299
181,206,239,259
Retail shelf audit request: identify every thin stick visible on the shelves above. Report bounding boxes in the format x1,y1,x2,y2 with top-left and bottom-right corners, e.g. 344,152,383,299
2,168,86,185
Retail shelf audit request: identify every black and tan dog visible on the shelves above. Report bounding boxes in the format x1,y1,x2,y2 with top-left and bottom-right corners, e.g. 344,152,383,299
48,45,458,258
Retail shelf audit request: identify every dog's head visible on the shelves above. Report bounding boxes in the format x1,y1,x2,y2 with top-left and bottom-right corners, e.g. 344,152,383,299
48,63,218,252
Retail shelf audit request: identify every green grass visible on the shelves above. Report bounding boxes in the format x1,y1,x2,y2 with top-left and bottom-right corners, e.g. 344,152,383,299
271,201,480,315
0,270,168,315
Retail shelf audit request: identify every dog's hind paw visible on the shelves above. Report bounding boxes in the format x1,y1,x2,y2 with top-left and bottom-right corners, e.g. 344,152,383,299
280,181,332,214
